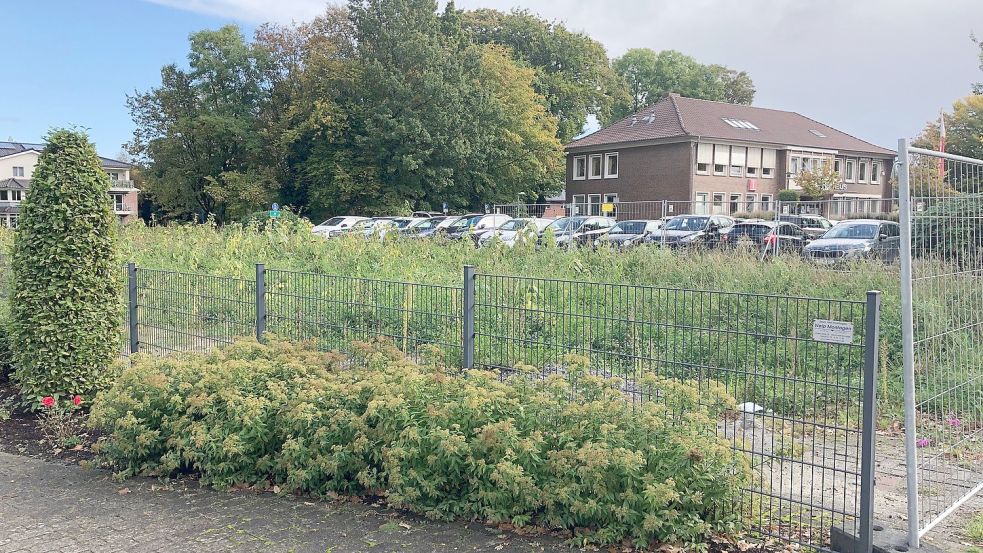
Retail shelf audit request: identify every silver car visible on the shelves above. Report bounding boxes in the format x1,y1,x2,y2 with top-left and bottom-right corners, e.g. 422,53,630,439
801,219,901,263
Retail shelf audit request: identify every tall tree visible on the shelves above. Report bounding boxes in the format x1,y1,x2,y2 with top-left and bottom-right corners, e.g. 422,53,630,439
348,0,563,212
914,95,983,161
460,8,627,142
610,49,756,119
127,25,276,222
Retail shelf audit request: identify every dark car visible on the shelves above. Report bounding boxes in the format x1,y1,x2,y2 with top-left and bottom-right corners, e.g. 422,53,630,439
539,216,614,247
720,221,810,253
801,219,901,263
776,214,833,239
597,220,662,249
650,215,735,248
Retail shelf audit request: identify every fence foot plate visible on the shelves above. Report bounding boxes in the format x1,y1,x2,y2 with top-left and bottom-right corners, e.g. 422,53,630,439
830,523,944,553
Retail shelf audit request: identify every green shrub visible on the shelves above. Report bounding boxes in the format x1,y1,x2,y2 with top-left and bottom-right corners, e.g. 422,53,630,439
913,194,983,266
776,190,800,202
10,129,122,404
91,338,749,548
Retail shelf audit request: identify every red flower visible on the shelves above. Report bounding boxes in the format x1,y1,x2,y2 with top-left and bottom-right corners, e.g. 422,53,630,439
41,396,55,408
72,395,82,406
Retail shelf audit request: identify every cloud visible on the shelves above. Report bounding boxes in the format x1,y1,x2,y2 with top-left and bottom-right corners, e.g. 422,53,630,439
145,0,329,23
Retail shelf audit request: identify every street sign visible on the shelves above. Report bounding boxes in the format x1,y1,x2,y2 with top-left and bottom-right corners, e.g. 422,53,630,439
442,202,448,215
601,202,615,214
269,210,281,219
272,203,280,211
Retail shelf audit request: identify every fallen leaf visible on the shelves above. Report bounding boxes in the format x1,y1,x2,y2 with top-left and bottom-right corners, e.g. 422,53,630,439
117,488,130,495
272,485,281,494
398,522,411,530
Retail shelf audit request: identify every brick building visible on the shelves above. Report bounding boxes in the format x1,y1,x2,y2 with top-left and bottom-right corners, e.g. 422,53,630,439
565,94,895,217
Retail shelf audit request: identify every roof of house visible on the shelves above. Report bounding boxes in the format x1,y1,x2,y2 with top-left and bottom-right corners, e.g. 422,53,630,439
0,141,133,169
566,94,895,156
0,178,30,190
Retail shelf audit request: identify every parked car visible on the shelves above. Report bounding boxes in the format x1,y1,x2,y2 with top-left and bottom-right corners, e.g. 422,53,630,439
801,219,901,263
412,211,444,218
360,217,397,238
720,221,810,253
539,216,615,247
444,214,512,240
776,214,833,239
650,215,735,248
313,216,369,237
597,219,662,249
392,217,426,232
403,216,452,236
476,217,554,247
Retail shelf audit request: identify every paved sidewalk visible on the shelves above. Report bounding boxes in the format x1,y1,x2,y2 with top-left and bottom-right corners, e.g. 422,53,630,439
0,452,570,553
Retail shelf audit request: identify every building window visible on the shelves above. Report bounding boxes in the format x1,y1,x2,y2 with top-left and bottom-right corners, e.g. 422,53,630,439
858,160,868,183
729,194,741,214
730,165,743,177
571,194,586,216
0,191,7,201
745,193,757,212
730,146,746,177
695,192,708,215
696,143,712,175
712,193,725,214
573,156,586,180
588,154,603,179
869,162,880,184
761,194,773,212
604,153,619,178
762,148,776,178
833,158,842,174
844,159,856,182
10,190,21,202
108,172,120,180
789,156,801,175
112,193,126,212
713,144,728,175
746,166,758,177
7,214,17,229
12,167,24,177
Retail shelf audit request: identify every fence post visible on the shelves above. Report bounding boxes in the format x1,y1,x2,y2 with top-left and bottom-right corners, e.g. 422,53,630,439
859,290,881,553
127,262,138,354
462,265,475,369
255,263,266,343
660,200,668,247
897,138,920,549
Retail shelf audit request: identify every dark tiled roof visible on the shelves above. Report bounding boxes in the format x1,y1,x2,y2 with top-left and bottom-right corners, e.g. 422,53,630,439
0,178,30,190
0,141,133,168
567,94,895,156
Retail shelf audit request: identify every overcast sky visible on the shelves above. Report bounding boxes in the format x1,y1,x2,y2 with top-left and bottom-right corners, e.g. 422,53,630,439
4,0,980,154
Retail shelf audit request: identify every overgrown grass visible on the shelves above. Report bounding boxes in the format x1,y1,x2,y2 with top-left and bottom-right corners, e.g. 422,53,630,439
3,219,977,423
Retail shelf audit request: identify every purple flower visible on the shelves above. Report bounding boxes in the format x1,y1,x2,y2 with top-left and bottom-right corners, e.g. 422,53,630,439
946,415,962,427
916,438,931,448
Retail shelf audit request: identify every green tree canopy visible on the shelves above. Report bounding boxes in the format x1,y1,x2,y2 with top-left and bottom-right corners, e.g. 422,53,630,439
611,48,756,118
127,25,277,223
459,8,627,141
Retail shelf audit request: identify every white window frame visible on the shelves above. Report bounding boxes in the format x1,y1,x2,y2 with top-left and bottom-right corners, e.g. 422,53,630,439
603,153,619,179
696,143,712,175
10,190,21,202
762,167,774,178
729,164,743,177
572,156,586,181
858,160,868,183
108,171,120,180
833,158,842,174
571,194,586,216
844,159,856,183
729,193,742,214
761,149,776,178
588,154,603,180
713,144,728,176
713,163,726,176
746,166,758,177
744,193,757,212
712,193,725,214
695,192,709,215
789,156,801,175
760,194,773,212
12,166,24,177
869,161,880,184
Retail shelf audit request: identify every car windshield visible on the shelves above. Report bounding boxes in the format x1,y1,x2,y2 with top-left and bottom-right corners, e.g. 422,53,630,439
318,217,345,226
393,219,415,229
822,223,879,240
664,216,709,231
610,221,647,234
546,217,586,233
498,219,528,231
447,216,473,229
411,218,441,230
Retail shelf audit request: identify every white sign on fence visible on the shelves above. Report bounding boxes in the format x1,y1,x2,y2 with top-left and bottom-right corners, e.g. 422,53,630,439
812,319,854,344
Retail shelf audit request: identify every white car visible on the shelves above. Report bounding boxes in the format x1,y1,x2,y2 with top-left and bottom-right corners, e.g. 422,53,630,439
313,216,368,237
477,217,554,247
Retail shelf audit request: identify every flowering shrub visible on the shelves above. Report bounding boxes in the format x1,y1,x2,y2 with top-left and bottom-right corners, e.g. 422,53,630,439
38,394,87,447
90,338,749,548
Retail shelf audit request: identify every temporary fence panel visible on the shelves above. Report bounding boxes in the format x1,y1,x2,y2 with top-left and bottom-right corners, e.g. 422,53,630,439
132,267,256,356
898,139,983,547
471,273,879,552
264,268,463,365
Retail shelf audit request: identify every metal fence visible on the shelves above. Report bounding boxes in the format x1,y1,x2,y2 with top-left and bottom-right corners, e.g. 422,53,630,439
898,140,983,547
114,263,882,552
494,198,899,223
